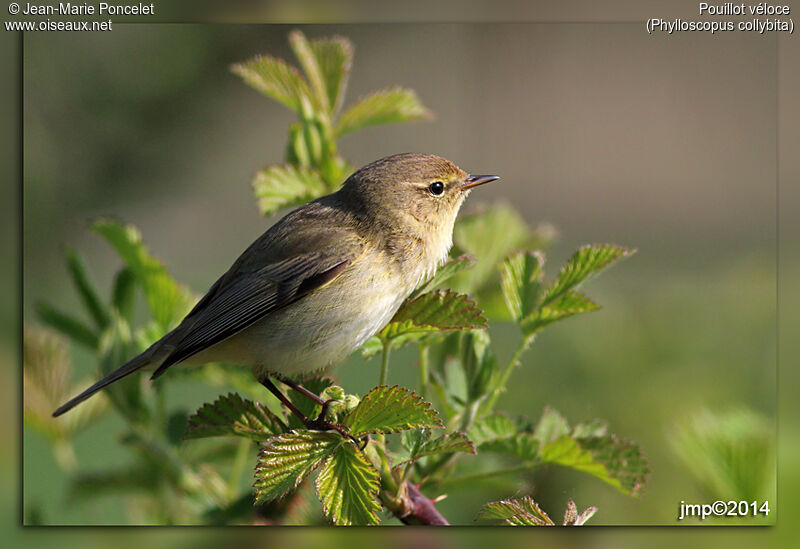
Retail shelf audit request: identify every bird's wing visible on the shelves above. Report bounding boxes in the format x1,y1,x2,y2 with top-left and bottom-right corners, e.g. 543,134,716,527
151,232,363,379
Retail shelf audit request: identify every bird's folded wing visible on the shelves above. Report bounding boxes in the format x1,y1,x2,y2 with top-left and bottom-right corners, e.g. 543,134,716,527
151,241,361,378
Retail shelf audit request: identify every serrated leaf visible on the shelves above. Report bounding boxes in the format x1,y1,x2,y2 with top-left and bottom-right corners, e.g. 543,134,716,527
572,419,609,439
184,393,286,441
289,30,331,114
534,406,571,447
316,441,381,525
500,251,544,322
399,431,476,465
344,385,441,436
231,54,313,113
110,267,136,320
311,36,352,117
253,431,339,503
410,255,477,298
91,219,193,332
469,413,520,446
469,413,540,461
252,164,328,216
460,329,499,400
378,290,487,343
34,302,98,349
475,496,554,526
539,434,649,496
542,244,635,306
64,248,109,330
520,291,599,336
481,433,540,463
336,87,432,136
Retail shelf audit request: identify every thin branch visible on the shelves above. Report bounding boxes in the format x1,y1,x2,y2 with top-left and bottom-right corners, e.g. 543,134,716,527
398,481,449,525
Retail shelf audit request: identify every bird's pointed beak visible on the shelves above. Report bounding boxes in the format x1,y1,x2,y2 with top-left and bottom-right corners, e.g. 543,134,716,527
460,174,500,191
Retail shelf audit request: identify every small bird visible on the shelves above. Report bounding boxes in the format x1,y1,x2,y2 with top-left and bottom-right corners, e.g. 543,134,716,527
53,153,498,426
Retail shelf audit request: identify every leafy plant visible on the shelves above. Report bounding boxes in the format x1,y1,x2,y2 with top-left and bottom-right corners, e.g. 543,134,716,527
25,30,648,525
232,30,431,217
671,408,775,504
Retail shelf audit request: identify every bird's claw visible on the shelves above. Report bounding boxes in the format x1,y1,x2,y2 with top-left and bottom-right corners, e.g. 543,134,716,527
303,400,366,448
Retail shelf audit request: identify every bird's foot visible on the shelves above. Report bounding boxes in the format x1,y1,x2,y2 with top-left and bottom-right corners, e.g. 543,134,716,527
304,399,365,448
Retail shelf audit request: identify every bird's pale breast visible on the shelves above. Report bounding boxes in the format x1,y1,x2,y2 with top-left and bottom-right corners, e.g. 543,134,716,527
188,247,412,377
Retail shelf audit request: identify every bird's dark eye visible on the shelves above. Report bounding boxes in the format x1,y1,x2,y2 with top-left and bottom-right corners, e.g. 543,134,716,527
428,181,445,196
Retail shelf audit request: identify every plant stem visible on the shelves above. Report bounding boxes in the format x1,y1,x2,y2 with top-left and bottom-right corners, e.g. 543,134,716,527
379,340,391,386
418,345,429,399
400,482,449,525
484,334,535,413
364,439,449,525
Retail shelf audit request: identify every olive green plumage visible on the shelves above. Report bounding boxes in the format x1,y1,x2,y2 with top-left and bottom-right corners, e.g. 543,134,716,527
53,153,498,417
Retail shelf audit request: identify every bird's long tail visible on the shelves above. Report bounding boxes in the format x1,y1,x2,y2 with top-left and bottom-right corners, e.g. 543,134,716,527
52,350,156,417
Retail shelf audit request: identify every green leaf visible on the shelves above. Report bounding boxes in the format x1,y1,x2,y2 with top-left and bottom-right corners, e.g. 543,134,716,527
344,385,441,436
315,441,381,525
399,431,476,465
481,433,539,463
231,54,313,113
310,36,353,117
64,248,109,330
500,251,544,322
541,244,635,306
378,290,487,342
289,30,331,114
184,393,286,441
475,496,554,526
670,409,773,502
572,419,609,439
450,204,536,295
533,406,571,446
91,219,193,332
460,329,499,400
34,302,98,349
410,254,477,298
520,291,599,337
289,31,353,117
470,413,539,461
253,431,339,503
469,413,520,446
252,164,328,216
110,267,136,320
336,87,432,136
539,434,649,496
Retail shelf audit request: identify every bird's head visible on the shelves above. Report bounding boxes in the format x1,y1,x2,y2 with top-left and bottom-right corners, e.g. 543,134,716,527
340,152,498,237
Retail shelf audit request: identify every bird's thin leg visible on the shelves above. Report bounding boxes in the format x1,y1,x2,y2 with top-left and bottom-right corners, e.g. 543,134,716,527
259,374,361,446
258,375,311,425
274,374,326,406
274,374,343,431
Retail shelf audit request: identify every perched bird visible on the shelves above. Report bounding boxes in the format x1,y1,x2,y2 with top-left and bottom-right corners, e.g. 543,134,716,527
53,153,498,427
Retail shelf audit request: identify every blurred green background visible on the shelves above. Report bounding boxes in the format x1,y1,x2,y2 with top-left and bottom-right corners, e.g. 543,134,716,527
21,23,782,530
